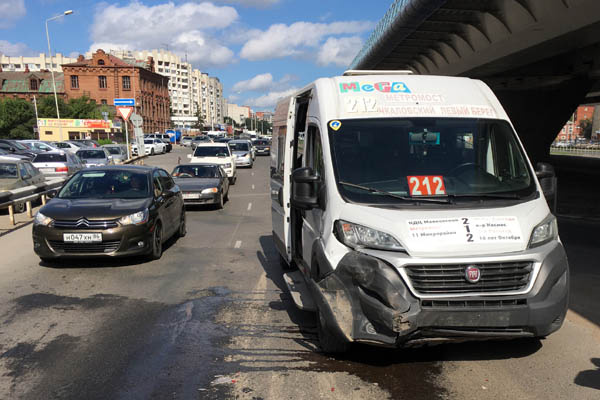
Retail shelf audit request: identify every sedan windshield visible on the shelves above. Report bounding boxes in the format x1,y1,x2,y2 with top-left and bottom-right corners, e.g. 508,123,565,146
328,118,535,205
173,165,219,178
193,147,230,157
229,142,250,151
59,170,150,199
33,153,67,162
105,147,122,155
77,150,106,159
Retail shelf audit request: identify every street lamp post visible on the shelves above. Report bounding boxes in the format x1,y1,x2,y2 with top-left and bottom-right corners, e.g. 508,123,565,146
46,10,73,142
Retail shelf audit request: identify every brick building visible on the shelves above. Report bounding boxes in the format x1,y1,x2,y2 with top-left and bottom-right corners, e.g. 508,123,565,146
0,68,65,102
62,50,170,133
555,105,597,142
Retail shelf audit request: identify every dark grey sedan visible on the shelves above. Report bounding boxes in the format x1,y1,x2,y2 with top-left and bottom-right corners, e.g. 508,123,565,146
172,163,229,208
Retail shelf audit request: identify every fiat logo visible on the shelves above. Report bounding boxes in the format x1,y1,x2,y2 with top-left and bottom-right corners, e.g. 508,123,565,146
465,265,481,283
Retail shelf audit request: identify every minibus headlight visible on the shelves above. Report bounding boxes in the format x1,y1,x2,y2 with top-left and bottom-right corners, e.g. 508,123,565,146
334,220,404,252
528,215,558,248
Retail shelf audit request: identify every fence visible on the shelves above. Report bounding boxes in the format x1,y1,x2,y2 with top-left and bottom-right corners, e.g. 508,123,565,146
550,146,600,158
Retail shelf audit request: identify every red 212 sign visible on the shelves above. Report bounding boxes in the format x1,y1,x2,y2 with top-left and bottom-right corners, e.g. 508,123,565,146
407,176,447,196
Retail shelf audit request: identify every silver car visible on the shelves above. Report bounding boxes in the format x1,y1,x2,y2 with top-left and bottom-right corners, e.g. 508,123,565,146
19,140,60,152
32,151,84,178
76,147,114,167
52,141,81,154
102,144,128,163
228,140,254,168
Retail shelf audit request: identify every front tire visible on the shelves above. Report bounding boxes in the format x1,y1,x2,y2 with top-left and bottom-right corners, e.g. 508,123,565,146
217,193,224,209
177,211,186,238
149,222,163,260
150,148,155,156
317,309,349,354
14,202,26,213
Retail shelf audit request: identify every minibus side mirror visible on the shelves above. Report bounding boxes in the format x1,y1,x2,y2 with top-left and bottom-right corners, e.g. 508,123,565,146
535,162,557,211
291,167,321,210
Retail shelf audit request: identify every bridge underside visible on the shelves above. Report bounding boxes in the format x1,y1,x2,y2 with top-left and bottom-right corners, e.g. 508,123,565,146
352,0,600,162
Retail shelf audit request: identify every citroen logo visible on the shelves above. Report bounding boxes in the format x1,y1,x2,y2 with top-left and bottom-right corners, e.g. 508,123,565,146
76,218,90,228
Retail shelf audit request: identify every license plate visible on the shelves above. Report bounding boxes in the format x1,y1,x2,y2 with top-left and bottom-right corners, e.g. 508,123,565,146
183,193,201,199
40,168,55,173
63,233,102,243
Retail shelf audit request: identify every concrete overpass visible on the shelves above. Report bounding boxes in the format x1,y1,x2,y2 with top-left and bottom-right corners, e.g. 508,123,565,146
350,0,600,162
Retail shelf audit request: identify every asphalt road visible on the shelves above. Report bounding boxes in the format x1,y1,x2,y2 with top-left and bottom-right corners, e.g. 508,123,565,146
0,146,598,399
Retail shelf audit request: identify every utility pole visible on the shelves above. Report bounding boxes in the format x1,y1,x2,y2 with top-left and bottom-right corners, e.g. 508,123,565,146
33,96,40,140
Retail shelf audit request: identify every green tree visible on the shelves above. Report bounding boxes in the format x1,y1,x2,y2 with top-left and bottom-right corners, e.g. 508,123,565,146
579,118,593,139
65,96,102,119
191,109,204,130
0,98,36,139
224,116,238,127
37,95,69,118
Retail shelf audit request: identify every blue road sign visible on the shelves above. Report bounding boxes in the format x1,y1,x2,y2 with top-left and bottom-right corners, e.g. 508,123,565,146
114,98,135,106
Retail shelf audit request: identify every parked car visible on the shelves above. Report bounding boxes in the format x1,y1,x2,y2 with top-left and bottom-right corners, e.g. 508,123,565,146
159,139,172,153
0,158,45,212
76,148,114,167
191,135,213,149
132,139,166,156
32,151,83,178
181,136,193,147
102,144,128,163
172,163,229,208
19,140,60,153
0,148,30,160
0,139,37,160
71,139,100,148
52,141,81,154
252,139,271,156
32,166,186,262
228,140,254,168
187,143,237,184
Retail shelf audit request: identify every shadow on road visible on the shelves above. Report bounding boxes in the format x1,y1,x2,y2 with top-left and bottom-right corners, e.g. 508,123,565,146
574,358,600,390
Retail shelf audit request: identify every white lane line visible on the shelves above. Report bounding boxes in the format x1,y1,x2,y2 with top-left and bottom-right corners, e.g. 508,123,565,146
247,202,252,211
234,240,242,249
252,184,255,190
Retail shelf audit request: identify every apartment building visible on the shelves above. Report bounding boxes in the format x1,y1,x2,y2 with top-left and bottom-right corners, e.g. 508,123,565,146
97,49,225,129
227,103,251,125
0,53,76,73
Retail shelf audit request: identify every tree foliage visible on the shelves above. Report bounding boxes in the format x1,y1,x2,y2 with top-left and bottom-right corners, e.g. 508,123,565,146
0,98,36,139
579,118,593,139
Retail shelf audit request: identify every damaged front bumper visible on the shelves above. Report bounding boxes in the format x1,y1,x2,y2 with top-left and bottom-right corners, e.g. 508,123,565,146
308,242,569,347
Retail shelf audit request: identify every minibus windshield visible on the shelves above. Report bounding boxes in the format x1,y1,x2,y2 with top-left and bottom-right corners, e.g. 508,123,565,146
328,118,535,204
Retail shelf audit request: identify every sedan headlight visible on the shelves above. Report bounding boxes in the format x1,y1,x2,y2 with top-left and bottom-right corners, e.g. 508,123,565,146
201,187,218,194
528,215,558,248
334,220,404,252
34,212,53,226
119,209,149,226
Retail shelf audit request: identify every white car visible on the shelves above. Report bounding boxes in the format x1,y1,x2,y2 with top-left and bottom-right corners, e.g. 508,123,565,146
187,143,237,184
132,139,166,156
51,141,81,154
19,140,60,153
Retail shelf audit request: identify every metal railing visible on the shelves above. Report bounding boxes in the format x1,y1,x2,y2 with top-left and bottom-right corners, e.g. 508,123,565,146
550,146,600,158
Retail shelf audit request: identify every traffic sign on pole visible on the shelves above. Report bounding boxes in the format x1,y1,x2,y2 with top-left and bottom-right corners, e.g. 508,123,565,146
116,106,133,121
130,113,143,128
114,98,135,107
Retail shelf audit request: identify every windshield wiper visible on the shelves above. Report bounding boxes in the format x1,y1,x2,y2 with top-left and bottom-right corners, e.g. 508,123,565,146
445,193,523,200
338,181,451,204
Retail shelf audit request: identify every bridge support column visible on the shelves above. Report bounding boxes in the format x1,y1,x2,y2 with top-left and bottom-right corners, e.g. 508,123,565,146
493,77,594,164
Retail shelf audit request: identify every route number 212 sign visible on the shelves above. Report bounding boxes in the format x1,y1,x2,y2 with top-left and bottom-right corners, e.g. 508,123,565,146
407,175,447,196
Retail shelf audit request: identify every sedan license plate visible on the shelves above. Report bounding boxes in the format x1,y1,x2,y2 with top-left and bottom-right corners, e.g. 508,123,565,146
183,193,201,200
40,168,55,173
63,233,102,243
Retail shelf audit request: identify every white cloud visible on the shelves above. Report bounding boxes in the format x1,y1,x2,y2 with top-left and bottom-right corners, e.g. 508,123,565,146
246,87,299,109
212,0,280,7
89,1,238,68
232,73,273,92
0,40,36,56
317,36,363,67
0,0,25,29
240,20,373,61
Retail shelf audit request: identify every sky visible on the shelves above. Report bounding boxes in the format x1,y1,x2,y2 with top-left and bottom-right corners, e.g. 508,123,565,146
0,0,392,110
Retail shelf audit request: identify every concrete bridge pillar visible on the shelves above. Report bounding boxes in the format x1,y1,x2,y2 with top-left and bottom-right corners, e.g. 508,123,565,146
493,77,594,164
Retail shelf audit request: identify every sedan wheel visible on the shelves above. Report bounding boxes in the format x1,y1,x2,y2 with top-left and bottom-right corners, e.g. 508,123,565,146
150,222,163,260
217,193,224,209
150,148,155,156
177,211,186,238
14,202,26,213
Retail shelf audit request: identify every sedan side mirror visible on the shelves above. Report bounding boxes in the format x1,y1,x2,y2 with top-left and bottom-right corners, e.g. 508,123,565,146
47,189,58,199
291,167,321,210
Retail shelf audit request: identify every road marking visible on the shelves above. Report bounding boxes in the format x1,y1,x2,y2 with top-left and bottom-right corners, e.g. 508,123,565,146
252,184,255,190
251,172,255,176
247,202,252,211
234,240,242,249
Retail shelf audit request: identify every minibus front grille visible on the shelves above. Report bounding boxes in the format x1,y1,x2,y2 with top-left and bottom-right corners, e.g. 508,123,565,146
405,261,533,295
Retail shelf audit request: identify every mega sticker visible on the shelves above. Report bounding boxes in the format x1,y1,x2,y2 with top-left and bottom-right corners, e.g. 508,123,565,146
329,120,342,131
407,176,446,196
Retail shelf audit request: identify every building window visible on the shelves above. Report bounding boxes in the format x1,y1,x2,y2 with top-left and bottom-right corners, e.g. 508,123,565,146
30,79,38,91
99,75,107,89
71,75,79,89
98,59,105,65
101,99,107,105
122,76,131,90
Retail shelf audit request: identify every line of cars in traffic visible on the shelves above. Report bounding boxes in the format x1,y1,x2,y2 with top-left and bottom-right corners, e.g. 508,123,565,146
29,135,272,262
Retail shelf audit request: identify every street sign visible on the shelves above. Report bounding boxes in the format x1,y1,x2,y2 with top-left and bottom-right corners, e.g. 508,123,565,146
130,113,143,128
101,111,109,121
116,106,133,121
114,98,135,107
